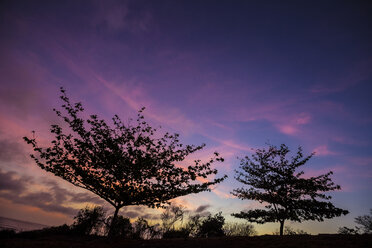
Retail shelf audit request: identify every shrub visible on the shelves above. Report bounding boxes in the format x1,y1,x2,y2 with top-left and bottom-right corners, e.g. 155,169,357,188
223,222,257,236
162,228,190,239
273,226,308,235
197,212,225,238
133,218,160,240
0,229,16,238
105,215,132,238
16,224,71,238
355,209,372,234
184,214,202,237
338,226,360,235
71,206,105,235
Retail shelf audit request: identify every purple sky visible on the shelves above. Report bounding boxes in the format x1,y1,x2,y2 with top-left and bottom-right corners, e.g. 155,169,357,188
0,0,371,234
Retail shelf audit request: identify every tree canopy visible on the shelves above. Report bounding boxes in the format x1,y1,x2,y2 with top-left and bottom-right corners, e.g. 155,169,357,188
24,88,226,236
231,144,348,235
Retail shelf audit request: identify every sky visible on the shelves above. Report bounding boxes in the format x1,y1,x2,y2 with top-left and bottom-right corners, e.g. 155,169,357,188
0,0,371,235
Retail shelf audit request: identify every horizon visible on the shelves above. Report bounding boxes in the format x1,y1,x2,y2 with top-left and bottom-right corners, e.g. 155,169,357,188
0,0,371,235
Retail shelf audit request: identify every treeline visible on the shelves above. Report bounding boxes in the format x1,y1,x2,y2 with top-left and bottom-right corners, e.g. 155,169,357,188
0,205,256,239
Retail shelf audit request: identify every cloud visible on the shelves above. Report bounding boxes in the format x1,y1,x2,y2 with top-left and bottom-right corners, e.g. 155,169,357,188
313,145,336,156
118,205,160,220
194,204,210,213
92,0,151,32
0,169,105,216
0,137,29,163
0,170,29,193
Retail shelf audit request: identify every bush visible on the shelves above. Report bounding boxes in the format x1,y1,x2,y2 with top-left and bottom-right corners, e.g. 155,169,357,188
162,228,190,239
273,226,308,235
105,215,132,238
355,209,372,234
223,222,257,236
338,226,360,235
0,229,16,238
184,214,202,237
71,206,105,235
197,212,225,238
161,204,185,232
133,218,160,240
16,224,71,238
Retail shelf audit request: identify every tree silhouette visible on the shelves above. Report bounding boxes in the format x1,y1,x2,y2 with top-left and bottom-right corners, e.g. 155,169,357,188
355,209,372,234
231,144,348,236
24,88,226,236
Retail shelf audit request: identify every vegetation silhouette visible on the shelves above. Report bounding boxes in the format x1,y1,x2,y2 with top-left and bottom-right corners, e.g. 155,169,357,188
338,208,372,234
196,212,225,238
355,209,372,234
71,206,105,236
23,87,226,236
231,144,349,235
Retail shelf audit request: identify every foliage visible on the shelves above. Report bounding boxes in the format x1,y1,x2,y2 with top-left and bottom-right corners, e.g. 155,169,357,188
23,87,226,236
161,204,185,232
338,226,360,235
223,222,257,236
273,226,309,235
197,212,225,238
0,229,16,239
71,206,105,235
355,209,372,234
15,224,72,238
104,215,132,238
132,218,160,240
162,228,190,239
183,214,202,237
231,144,349,236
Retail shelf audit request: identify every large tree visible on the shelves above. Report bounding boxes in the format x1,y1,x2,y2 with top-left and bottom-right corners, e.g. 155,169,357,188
231,144,348,236
24,88,226,236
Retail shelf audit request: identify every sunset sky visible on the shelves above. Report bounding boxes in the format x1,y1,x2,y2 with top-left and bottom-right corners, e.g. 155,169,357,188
0,0,371,234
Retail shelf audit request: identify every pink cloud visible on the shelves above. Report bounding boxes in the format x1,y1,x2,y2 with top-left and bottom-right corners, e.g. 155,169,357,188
277,124,298,135
312,145,337,156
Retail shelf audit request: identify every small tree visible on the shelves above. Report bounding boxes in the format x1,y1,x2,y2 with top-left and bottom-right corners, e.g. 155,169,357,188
355,209,372,234
232,144,348,236
24,88,226,236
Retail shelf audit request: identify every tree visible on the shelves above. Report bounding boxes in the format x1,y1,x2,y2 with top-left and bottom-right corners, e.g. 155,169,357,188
231,144,348,236
355,209,372,234
23,88,226,236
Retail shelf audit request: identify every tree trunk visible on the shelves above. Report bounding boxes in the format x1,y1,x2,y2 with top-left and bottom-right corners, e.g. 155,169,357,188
108,207,120,237
279,220,285,236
